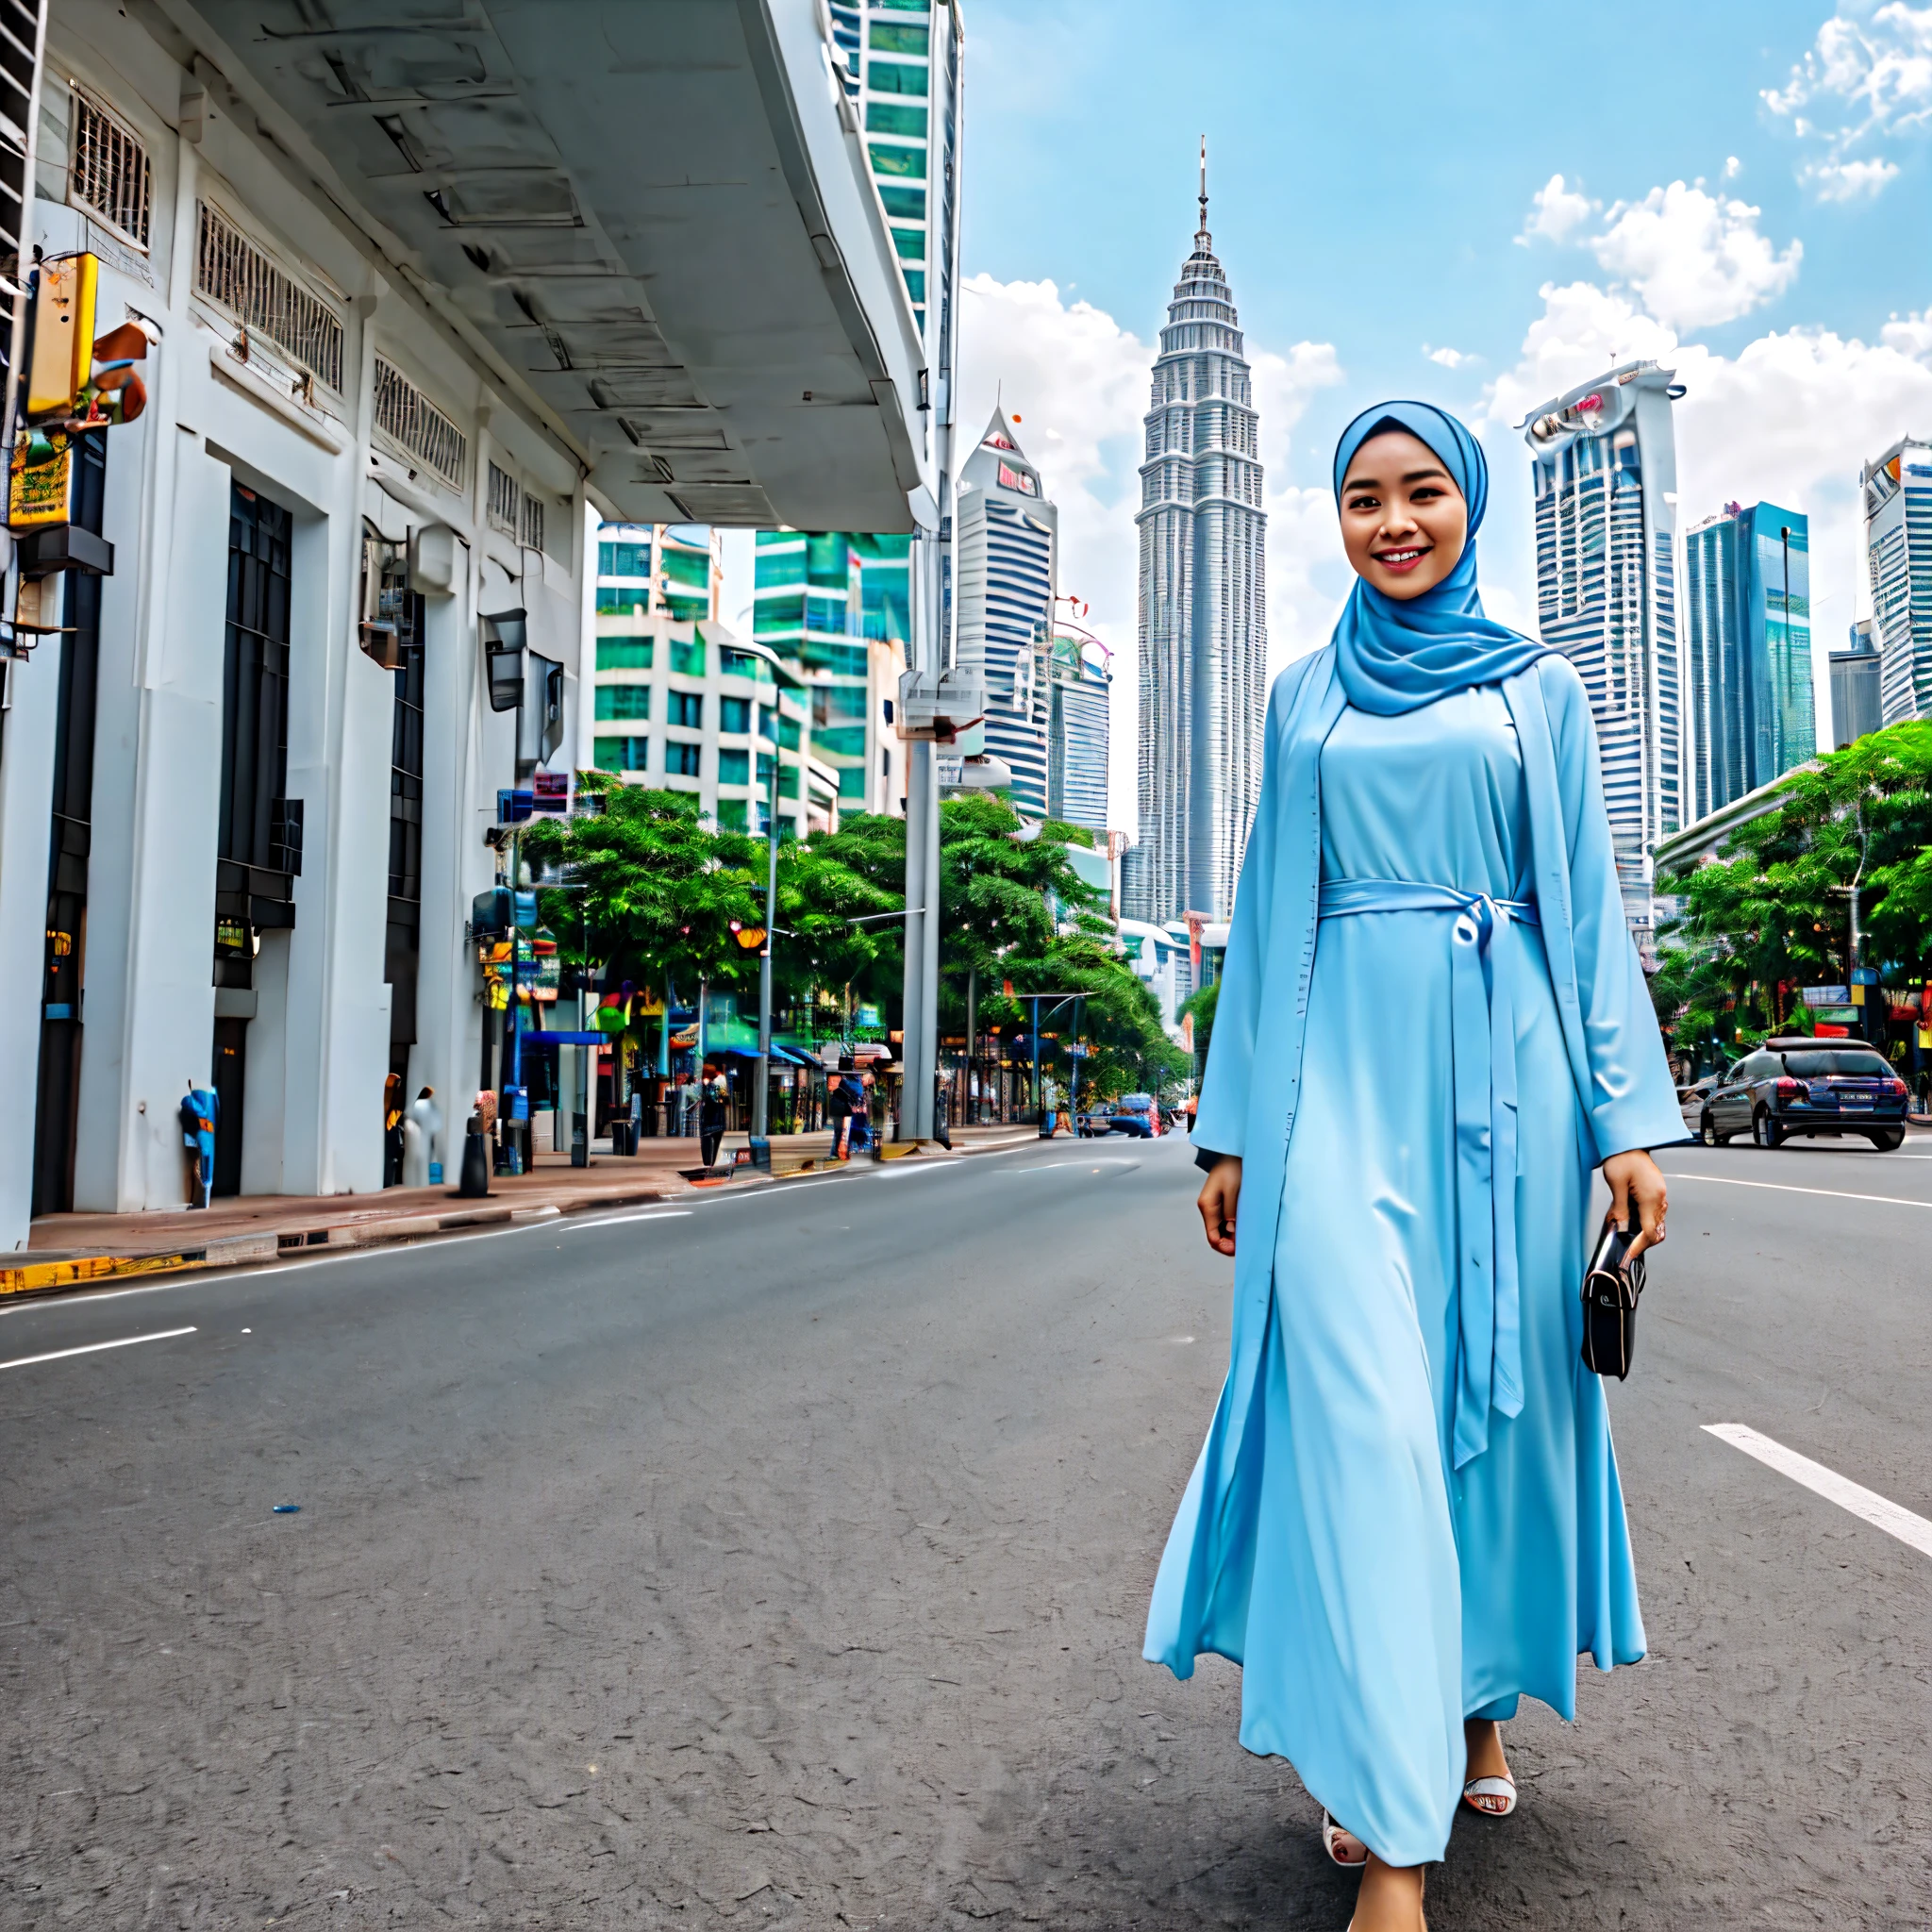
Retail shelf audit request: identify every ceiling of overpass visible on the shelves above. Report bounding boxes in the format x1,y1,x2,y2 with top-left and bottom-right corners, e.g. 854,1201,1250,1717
192,0,924,531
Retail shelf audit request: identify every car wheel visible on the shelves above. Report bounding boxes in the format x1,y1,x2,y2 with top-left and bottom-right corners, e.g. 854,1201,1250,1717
1868,1127,1906,1151
1753,1108,1783,1149
1699,1112,1723,1147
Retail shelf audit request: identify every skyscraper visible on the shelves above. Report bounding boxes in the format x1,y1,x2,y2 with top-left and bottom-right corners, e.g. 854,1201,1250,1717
1831,619,1883,748
1682,500,1815,821
1048,636,1111,836
751,530,909,815
1861,437,1932,725
827,0,961,347
1524,362,1684,951
955,409,1057,816
1133,147,1267,924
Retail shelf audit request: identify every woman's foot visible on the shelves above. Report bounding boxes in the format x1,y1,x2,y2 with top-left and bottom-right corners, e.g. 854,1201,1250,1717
1461,1718,1516,1817
1322,1811,1368,1867
1349,1853,1425,1932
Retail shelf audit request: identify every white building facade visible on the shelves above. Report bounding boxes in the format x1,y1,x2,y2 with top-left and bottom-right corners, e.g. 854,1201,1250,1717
1048,635,1109,836
0,0,941,1247
1130,160,1267,924
1523,361,1685,953
1862,437,1932,725
955,408,1056,816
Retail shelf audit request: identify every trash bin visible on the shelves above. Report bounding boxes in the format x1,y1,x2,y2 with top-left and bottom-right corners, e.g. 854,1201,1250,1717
609,1118,637,1157
571,1111,589,1168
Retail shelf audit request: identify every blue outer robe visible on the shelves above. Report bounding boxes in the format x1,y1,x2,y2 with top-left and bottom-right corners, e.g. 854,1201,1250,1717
1143,645,1686,1864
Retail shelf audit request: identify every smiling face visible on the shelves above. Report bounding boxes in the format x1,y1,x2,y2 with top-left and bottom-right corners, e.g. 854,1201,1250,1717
1338,428,1470,602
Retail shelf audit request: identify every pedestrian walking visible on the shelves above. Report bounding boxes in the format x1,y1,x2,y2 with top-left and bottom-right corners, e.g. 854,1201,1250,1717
849,1069,875,1156
698,1065,728,1168
825,1072,853,1160
1146,402,1680,1932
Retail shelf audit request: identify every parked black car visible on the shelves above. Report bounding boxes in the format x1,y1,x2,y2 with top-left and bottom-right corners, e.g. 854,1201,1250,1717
1699,1039,1909,1150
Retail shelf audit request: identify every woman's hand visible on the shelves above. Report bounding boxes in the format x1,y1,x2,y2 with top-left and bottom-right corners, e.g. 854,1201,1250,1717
1602,1149,1667,1260
1197,1157,1243,1257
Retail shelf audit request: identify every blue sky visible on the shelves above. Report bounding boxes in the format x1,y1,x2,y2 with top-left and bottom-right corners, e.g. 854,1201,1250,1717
943,0,1932,828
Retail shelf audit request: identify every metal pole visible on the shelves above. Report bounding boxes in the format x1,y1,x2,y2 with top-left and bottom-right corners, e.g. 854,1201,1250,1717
964,964,976,1124
900,738,932,1140
753,718,780,1142
918,751,941,1135
1030,994,1041,1121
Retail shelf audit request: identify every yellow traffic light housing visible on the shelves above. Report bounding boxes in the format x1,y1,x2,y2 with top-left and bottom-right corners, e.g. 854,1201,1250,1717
26,255,98,422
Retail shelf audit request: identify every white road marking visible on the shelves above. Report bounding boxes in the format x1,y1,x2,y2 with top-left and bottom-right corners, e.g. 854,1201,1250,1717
1665,1173,1932,1210
560,1209,694,1231
0,1327,197,1373
1704,1424,1932,1561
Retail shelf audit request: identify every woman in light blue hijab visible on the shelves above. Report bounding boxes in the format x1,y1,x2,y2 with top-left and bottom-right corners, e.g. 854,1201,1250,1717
1145,403,1682,1930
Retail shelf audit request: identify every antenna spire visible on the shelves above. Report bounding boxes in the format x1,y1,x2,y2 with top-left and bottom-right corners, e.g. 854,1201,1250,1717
1196,136,1209,243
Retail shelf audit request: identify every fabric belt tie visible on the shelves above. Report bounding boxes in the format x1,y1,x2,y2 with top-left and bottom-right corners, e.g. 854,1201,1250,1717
1317,876,1540,1469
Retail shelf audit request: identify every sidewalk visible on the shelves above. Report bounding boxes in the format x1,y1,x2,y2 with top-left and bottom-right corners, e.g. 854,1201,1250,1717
6,1121,1043,1300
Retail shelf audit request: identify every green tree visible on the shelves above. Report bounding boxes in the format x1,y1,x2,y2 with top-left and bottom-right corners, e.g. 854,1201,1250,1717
1657,721,1932,1065
523,779,763,1001
1178,976,1219,1074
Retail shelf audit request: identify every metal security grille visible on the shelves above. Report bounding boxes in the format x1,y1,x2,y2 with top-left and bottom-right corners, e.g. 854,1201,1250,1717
373,355,467,490
70,86,149,247
520,491,544,554
486,458,519,533
196,200,343,391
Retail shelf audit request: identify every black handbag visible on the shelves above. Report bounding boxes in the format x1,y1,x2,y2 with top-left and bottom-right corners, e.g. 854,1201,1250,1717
1580,1217,1646,1380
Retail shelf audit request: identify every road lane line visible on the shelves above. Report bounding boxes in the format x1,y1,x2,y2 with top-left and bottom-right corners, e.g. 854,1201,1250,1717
1704,1424,1932,1561
1665,1173,1932,1209
560,1209,694,1231
0,1327,197,1373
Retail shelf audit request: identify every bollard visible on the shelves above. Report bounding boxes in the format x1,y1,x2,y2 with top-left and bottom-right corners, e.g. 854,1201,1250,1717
458,1115,491,1197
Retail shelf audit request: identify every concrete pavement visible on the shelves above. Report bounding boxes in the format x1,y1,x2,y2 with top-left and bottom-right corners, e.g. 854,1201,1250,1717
0,1134,1927,1925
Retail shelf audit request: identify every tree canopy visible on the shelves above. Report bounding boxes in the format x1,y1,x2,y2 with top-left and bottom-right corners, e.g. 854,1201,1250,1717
522,778,1184,1100
1655,722,1932,1063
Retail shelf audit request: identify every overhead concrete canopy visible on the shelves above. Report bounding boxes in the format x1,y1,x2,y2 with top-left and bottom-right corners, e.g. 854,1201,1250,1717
184,0,927,530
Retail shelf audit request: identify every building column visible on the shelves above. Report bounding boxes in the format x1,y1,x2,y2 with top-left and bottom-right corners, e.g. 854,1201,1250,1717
0,655,61,1245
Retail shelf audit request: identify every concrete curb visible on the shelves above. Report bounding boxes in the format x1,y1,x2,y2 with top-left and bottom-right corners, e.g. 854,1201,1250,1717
2,1193,654,1302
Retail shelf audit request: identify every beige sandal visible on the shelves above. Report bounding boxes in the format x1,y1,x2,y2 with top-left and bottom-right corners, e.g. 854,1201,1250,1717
1323,1810,1369,1866
1461,1772,1517,1817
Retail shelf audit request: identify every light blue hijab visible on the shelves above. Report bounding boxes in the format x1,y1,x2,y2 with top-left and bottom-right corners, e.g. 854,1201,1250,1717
1329,400,1548,715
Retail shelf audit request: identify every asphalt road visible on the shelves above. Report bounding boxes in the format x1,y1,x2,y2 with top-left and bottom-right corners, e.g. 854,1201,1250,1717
2,1130,1930,1928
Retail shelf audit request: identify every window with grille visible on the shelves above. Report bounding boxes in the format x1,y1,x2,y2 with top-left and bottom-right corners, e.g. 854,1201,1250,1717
196,202,344,391
487,460,519,535
372,356,468,491
521,492,544,553
71,88,151,248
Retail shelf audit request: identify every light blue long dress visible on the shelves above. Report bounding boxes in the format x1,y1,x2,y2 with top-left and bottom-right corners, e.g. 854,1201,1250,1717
1158,681,1651,1867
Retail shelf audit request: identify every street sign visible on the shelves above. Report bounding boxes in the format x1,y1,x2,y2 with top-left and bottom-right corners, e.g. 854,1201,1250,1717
1802,986,1850,1006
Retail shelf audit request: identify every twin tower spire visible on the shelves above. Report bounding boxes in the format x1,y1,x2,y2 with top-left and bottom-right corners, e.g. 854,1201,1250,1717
1124,139,1268,927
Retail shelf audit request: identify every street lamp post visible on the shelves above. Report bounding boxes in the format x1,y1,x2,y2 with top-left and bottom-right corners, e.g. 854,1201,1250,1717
752,709,781,1154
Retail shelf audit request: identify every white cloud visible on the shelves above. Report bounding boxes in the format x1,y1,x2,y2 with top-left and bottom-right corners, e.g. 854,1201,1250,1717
1589,181,1802,331
1252,343,1348,675
1766,4,1932,198
1802,153,1902,197
1487,280,1932,718
955,272,1344,829
1724,155,1743,179
1485,280,1680,430
1518,172,1597,245
1424,343,1479,369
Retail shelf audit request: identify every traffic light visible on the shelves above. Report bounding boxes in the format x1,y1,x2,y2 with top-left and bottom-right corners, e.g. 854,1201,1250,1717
25,254,98,422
